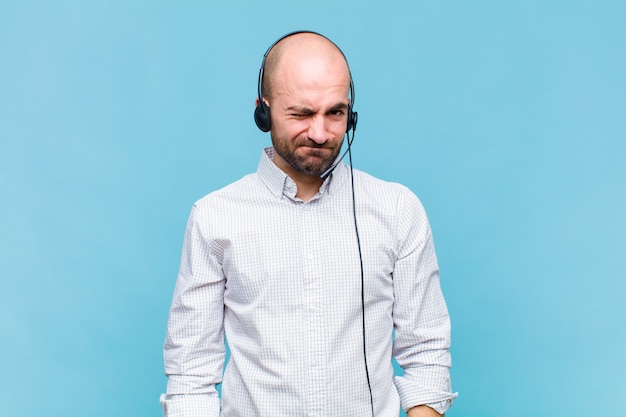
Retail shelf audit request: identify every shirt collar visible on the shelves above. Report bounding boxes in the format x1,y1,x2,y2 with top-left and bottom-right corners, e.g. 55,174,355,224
257,147,347,201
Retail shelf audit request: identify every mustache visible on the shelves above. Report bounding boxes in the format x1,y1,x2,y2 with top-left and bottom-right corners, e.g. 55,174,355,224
299,139,338,149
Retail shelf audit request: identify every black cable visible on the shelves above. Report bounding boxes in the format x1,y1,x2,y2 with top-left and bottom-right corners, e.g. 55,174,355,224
347,132,375,417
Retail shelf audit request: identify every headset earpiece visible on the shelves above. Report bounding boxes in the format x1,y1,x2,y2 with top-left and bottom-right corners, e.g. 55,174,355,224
346,82,358,133
254,100,271,132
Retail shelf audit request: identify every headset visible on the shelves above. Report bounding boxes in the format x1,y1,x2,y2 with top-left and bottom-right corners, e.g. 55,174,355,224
253,31,374,417
254,30,358,134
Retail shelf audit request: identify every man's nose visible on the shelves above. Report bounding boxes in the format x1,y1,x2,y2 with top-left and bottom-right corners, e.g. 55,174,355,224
307,116,328,144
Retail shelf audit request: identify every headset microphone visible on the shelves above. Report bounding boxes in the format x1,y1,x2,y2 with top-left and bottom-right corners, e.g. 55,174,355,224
320,128,356,181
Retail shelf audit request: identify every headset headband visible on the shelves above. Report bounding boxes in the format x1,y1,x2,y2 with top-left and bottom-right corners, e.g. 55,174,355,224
253,30,357,133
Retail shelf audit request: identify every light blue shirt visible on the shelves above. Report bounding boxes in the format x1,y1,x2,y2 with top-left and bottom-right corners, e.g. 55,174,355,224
161,148,456,416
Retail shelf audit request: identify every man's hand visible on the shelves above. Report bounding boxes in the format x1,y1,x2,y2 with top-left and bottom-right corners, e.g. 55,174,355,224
407,405,443,417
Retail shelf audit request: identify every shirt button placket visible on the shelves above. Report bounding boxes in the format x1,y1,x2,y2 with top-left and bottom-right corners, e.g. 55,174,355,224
301,203,325,417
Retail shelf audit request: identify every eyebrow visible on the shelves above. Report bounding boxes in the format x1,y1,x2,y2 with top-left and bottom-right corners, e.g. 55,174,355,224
285,102,349,114
285,106,315,115
328,103,349,112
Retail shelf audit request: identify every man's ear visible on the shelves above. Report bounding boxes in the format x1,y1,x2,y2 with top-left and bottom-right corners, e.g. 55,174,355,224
255,98,270,107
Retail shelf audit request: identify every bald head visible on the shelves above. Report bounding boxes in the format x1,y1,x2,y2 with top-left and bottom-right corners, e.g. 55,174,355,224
262,32,351,101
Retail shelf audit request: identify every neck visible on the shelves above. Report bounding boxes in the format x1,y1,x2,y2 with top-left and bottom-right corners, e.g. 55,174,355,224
293,175,323,202
272,152,323,202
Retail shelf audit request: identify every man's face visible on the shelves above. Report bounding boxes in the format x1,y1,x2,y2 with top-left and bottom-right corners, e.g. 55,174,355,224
268,53,351,178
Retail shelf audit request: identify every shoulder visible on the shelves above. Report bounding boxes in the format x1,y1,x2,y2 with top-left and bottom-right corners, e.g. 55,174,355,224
352,169,427,216
181,173,270,244
194,173,260,209
183,173,270,228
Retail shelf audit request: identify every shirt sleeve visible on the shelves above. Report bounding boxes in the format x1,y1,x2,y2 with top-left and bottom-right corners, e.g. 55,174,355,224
161,204,226,417
391,190,458,414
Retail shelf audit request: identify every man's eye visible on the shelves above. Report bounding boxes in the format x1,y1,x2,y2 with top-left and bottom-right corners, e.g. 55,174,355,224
329,109,345,116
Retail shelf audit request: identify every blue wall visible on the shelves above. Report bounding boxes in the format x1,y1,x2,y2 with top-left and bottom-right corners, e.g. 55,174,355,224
1,1,625,416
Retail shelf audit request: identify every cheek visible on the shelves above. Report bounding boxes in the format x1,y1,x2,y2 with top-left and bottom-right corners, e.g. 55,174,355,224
274,119,308,138
329,119,348,137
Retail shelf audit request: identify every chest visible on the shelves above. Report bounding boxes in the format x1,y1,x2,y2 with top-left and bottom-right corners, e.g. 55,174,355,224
218,201,397,309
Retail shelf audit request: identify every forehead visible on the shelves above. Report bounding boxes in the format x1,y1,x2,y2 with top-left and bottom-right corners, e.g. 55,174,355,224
273,48,352,103
266,34,352,96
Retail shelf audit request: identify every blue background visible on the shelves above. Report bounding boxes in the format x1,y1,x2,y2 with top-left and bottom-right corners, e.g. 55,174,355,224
1,1,625,416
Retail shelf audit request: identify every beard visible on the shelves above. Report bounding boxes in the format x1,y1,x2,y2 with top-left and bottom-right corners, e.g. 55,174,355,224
271,133,343,177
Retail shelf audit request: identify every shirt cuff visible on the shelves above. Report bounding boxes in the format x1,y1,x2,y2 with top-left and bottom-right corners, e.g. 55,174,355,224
160,392,220,417
394,372,458,415
425,398,455,415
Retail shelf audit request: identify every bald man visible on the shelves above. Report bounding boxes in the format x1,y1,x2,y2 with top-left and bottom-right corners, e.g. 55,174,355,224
161,32,456,417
